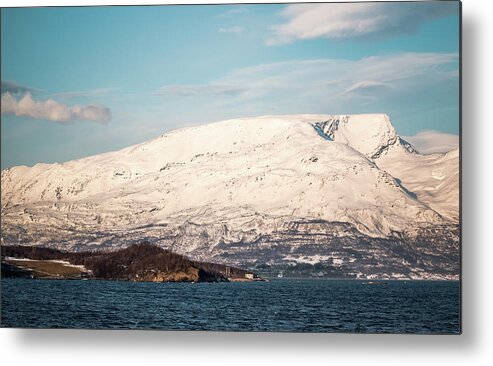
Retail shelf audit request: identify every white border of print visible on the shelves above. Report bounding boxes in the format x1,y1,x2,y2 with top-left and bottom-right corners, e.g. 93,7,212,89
1,1,492,366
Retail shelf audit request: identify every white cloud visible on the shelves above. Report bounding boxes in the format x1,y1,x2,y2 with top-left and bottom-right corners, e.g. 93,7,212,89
403,130,459,154
268,2,458,45
218,26,244,35
1,92,111,123
154,84,247,97
344,80,391,95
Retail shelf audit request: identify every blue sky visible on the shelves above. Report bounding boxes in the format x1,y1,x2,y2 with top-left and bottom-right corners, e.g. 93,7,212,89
1,2,460,168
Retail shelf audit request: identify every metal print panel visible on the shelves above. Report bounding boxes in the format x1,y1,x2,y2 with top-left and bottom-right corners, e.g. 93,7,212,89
0,1,461,333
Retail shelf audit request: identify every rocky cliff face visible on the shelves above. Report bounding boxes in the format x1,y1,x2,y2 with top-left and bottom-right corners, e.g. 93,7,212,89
120,267,212,283
1,114,459,279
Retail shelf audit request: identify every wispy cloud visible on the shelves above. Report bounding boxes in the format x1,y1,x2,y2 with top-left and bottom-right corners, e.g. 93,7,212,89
217,52,458,104
1,92,111,123
1,80,36,95
152,52,458,125
47,87,119,99
218,26,244,35
267,2,458,45
218,6,249,18
403,130,459,154
344,80,391,95
153,84,247,97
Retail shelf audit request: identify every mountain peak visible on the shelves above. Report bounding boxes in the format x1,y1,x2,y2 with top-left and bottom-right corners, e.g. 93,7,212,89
313,114,416,159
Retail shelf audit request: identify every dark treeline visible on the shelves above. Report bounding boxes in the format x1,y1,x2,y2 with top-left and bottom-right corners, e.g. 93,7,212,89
1,242,249,281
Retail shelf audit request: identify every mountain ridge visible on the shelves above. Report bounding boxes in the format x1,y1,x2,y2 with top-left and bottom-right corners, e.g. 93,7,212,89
0,114,459,279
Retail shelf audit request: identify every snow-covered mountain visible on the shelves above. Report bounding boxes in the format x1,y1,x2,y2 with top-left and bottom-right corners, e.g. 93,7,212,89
1,114,460,279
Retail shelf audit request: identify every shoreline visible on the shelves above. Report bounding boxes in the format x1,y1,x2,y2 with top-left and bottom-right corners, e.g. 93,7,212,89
1,264,459,284
1,243,458,283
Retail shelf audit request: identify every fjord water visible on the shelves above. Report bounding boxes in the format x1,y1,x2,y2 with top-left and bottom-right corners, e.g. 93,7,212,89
1,279,460,333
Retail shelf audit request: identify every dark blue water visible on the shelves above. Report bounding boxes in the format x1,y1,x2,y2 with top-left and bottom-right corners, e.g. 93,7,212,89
1,279,460,333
